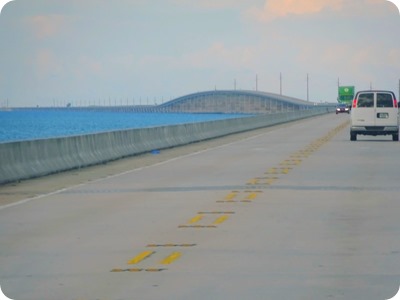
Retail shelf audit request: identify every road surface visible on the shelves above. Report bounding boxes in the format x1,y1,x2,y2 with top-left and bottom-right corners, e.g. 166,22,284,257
1,113,399,300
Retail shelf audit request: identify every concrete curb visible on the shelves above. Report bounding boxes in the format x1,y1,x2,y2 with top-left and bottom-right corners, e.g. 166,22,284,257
0,108,333,184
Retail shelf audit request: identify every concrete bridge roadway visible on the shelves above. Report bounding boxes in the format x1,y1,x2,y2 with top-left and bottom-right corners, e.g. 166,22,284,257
1,113,400,300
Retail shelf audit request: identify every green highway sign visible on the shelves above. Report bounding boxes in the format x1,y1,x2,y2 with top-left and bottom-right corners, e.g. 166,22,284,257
338,86,355,104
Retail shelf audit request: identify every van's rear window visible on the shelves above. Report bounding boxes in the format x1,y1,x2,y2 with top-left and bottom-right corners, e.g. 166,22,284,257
377,93,394,107
357,93,374,107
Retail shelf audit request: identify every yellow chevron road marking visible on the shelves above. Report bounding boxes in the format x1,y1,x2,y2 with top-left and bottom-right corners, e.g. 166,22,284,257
160,252,182,265
213,215,229,225
127,250,154,265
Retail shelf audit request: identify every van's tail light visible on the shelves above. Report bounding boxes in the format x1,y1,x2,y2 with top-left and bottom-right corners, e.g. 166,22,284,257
394,98,398,108
352,98,357,108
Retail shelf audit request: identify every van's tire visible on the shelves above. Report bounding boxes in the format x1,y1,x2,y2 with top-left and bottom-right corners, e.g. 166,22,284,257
350,132,357,141
392,133,398,141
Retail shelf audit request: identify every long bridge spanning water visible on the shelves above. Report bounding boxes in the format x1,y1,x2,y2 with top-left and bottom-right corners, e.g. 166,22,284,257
52,90,326,114
157,90,317,113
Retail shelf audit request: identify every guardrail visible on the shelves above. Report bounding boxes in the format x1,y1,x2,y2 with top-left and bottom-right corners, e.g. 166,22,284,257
0,107,333,184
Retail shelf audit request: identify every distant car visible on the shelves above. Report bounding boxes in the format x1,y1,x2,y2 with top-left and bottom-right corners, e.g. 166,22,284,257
336,103,350,114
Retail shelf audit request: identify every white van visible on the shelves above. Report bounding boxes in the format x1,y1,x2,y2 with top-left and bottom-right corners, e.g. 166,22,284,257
350,90,399,141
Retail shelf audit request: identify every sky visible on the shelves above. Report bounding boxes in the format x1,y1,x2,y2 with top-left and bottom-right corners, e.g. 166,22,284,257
0,0,399,107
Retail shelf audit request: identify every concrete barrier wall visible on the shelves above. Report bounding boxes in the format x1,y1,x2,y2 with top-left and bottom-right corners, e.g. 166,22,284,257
0,108,333,184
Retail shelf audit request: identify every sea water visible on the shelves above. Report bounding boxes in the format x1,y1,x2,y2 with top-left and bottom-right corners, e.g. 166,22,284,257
0,109,249,143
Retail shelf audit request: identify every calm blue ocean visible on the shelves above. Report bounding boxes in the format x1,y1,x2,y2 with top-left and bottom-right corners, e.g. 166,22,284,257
0,109,249,143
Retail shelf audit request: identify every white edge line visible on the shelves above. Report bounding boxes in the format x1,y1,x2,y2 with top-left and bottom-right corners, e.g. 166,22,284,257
0,131,270,211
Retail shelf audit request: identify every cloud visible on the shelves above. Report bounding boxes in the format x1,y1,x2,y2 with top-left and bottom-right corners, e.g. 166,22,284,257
131,41,256,72
74,56,103,79
387,48,400,66
34,48,63,78
181,42,256,70
34,49,103,79
26,14,67,39
171,0,248,9
249,0,345,22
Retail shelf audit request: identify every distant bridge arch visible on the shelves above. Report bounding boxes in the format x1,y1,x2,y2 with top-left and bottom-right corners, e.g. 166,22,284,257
159,90,314,114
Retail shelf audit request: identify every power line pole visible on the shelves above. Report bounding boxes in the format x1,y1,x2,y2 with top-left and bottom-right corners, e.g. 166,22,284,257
337,78,340,102
307,73,309,101
280,72,282,95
